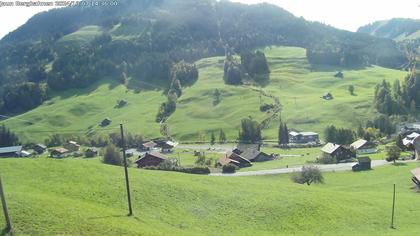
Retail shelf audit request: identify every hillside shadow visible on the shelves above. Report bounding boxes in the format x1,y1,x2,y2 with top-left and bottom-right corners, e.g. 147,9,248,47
126,78,167,93
254,74,271,87
392,162,407,166
53,79,121,100
309,64,369,73
88,214,129,220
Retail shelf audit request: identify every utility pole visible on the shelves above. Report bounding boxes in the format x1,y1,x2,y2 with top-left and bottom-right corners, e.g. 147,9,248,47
120,124,133,216
390,184,396,229
0,176,11,231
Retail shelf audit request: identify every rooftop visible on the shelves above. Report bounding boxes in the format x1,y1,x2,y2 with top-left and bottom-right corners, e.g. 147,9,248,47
350,139,368,150
321,143,341,154
0,146,22,154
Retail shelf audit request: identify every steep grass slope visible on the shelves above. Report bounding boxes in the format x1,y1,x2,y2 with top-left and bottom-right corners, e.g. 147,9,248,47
0,157,420,235
169,46,407,140
0,80,165,142
0,46,408,142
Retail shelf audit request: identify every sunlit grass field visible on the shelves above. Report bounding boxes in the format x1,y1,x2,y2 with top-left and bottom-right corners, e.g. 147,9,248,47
1,157,420,235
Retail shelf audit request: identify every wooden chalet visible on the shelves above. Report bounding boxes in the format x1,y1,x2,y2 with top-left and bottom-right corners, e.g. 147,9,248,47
64,141,81,152
85,147,98,158
352,157,371,171
161,141,177,153
240,149,273,162
403,132,420,160
141,141,157,151
321,143,355,162
217,151,252,168
350,139,377,154
289,131,319,144
50,148,70,158
34,144,47,154
0,146,23,157
135,152,168,168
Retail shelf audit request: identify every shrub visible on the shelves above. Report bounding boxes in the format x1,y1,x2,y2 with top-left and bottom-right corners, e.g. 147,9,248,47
260,103,275,112
291,166,324,185
102,144,123,166
116,99,127,108
143,165,210,175
317,153,336,164
222,164,237,173
386,145,401,163
159,159,178,170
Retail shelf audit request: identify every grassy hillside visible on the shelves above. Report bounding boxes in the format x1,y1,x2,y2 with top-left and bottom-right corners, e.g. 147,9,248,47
0,80,165,142
57,25,103,45
1,157,420,235
169,46,407,140
0,46,408,143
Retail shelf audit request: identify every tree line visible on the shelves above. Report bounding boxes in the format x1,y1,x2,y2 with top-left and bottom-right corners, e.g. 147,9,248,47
374,71,420,116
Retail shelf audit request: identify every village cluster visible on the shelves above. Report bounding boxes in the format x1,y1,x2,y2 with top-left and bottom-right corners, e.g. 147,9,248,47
1,122,418,176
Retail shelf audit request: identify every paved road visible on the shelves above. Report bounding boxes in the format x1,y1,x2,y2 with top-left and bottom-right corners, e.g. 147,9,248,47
209,160,392,177
177,144,234,153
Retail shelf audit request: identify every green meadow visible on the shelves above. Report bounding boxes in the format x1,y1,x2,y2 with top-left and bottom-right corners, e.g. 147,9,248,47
0,46,408,143
1,157,420,235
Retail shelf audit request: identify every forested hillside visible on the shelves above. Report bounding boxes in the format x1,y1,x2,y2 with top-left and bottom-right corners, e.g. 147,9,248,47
0,0,407,114
358,18,420,41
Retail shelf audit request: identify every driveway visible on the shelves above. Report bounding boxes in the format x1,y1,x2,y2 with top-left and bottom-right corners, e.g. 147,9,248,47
209,160,392,177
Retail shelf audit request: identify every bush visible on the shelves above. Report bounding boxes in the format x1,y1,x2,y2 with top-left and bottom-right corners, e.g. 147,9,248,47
260,103,275,112
102,144,123,166
291,166,324,185
222,164,237,173
317,153,336,164
144,165,210,175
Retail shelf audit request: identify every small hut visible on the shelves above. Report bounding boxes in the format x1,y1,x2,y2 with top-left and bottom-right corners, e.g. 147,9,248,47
100,118,112,127
321,92,333,100
352,157,371,171
34,144,47,154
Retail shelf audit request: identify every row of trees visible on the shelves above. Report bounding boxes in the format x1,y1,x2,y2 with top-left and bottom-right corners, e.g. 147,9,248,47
278,122,289,146
0,125,19,147
324,125,355,145
2,82,48,112
374,72,420,115
223,51,270,85
156,61,199,122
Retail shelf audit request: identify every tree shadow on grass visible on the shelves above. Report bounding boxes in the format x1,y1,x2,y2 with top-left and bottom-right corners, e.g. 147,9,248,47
392,162,407,166
87,214,141,221
0,227,11,236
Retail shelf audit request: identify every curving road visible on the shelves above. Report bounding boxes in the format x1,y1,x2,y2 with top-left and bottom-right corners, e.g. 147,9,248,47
209,160,394,177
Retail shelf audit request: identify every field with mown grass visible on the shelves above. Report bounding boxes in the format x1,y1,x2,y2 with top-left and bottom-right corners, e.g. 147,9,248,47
0,46,408,143
1,157,420,235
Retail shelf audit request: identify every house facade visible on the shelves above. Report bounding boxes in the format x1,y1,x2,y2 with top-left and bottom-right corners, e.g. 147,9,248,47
64,141,81,152
240,149,273,162
289,131,319,144
141,141,157,151
350,139,377,154
50,148,70,158
217,152,252,168
352,157,371,171
34,144,47,154
135,152,167,168
403,133,420,160
321,143,355,162
160,141,178,153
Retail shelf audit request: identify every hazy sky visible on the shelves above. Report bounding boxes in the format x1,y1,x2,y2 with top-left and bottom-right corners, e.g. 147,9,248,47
0,0,419,40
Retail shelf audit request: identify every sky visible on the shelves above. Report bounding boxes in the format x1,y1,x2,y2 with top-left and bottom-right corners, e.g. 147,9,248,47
0,0,419,39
